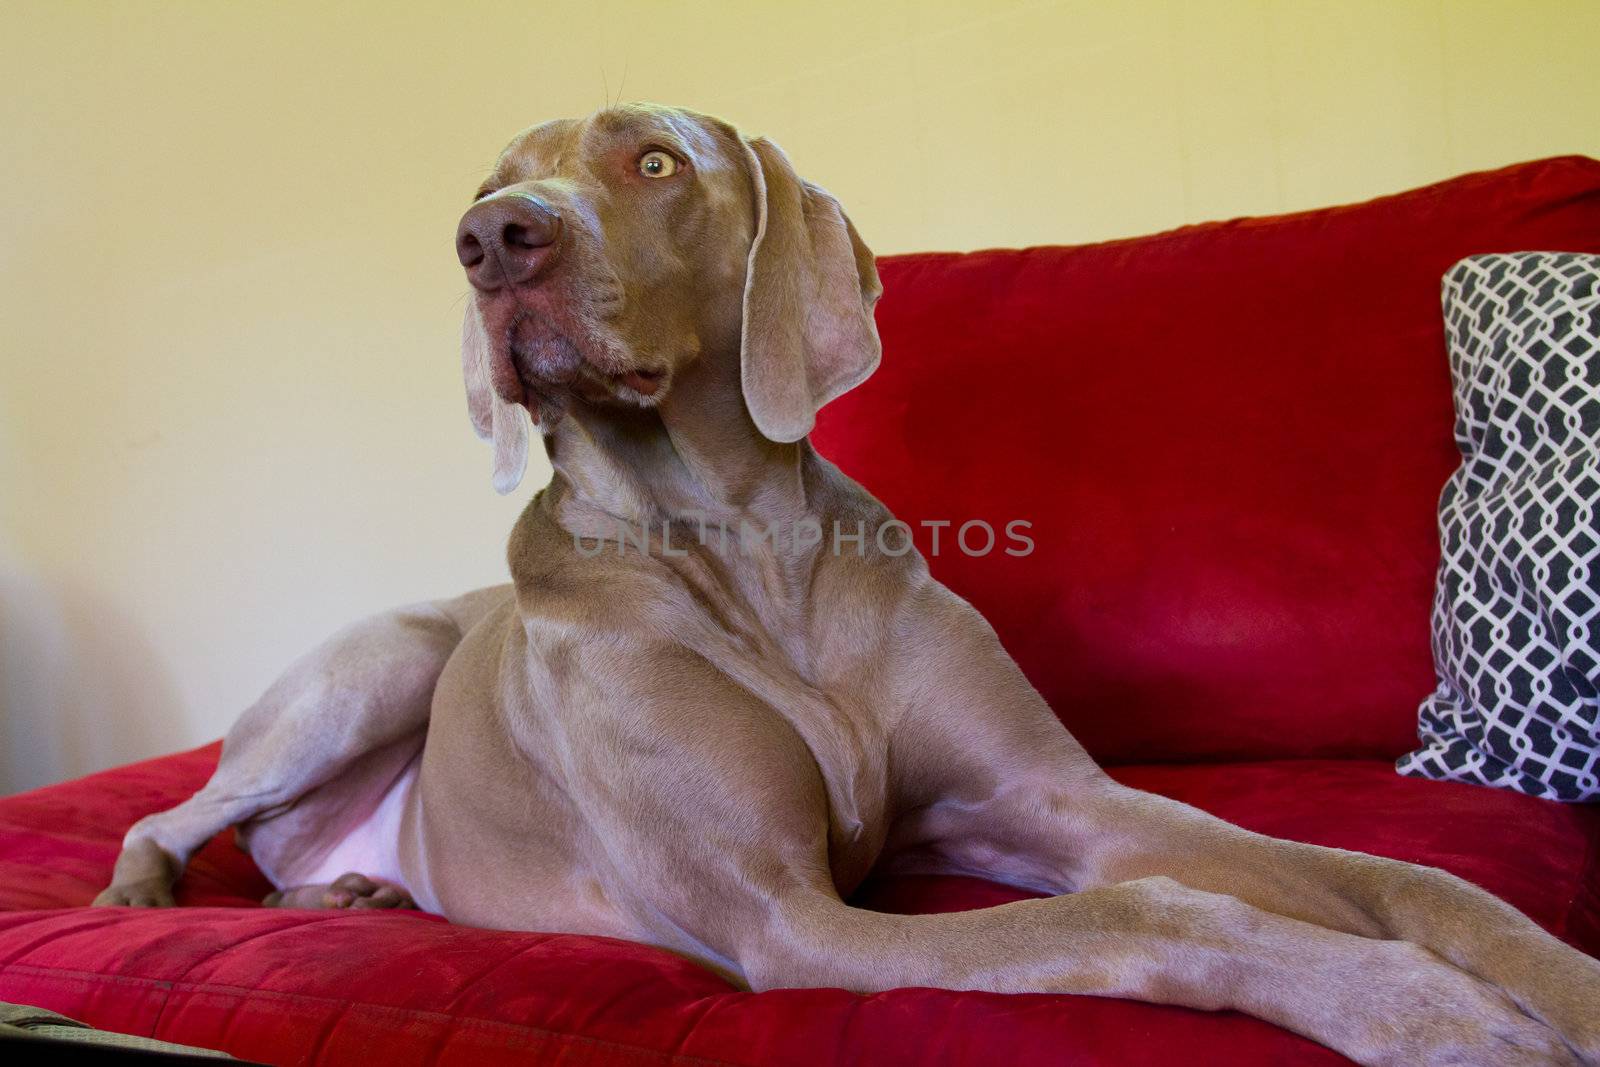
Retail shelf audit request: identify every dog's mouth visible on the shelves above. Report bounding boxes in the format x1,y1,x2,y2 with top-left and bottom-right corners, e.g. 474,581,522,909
615,368,664,397
495,303,667,413
508,316,579,388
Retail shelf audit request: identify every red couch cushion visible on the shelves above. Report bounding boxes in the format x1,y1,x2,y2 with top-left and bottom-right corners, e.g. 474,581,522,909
814,155,1600,764
2,745,1596,1067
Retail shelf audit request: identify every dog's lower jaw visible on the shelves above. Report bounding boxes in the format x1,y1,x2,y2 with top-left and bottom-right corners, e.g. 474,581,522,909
618,368,665,396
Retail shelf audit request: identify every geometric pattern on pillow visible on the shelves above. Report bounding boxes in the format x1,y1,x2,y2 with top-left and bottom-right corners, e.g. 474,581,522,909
1396,251,1600,801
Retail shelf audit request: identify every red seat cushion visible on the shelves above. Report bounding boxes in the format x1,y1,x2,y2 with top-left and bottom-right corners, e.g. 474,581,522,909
813,155,1600,765
2,745,1596,1066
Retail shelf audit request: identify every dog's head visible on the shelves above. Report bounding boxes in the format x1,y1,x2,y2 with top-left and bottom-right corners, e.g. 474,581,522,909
458,104,882,492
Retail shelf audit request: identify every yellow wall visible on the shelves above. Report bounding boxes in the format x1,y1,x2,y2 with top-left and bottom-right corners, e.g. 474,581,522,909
2,1,1596,791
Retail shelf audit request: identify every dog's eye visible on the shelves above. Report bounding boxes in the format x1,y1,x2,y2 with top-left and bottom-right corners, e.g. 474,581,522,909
637,151,679,179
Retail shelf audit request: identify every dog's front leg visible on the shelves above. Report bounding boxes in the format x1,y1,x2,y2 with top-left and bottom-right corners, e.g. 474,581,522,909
744,877,1577,1067
879,583,1598,1063
1051,783,1600,1064
93,586,508,907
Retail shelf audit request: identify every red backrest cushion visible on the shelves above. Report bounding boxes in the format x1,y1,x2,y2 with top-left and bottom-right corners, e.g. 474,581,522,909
812,157,1600,764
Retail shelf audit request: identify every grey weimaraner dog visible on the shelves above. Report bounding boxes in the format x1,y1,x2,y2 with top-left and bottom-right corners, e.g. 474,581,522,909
96,105,1600,1065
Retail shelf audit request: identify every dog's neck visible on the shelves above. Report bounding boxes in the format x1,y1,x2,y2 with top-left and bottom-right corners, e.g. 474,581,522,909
543,351,814,535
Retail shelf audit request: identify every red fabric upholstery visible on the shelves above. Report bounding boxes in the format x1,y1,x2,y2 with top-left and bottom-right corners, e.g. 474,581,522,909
813,154,1600,764
4,157,1600,1065
4,744,1597,1066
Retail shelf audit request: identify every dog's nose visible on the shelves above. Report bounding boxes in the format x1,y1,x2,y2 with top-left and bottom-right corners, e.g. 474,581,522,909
456,193,562,292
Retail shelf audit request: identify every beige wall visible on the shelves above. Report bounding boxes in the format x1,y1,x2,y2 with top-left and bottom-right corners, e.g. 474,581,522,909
2,1,1597,792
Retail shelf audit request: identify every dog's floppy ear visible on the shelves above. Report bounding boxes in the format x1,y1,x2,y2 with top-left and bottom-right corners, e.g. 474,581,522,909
738,137,882,443
462,301,530,494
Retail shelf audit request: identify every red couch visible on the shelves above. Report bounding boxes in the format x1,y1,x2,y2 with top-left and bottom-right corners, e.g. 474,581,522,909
4,157,1600,1067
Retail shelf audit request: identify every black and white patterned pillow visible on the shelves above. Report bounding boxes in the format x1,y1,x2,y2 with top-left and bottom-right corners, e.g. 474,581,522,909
1396,252,1600,801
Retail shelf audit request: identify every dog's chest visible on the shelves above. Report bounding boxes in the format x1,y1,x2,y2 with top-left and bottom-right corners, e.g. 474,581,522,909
653,545,898,869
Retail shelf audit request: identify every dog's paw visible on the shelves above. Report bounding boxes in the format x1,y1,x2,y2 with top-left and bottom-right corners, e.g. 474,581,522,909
1498,936,1600,1067
264,871,415,910
91,880,175,908
1358,942,1579,1067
